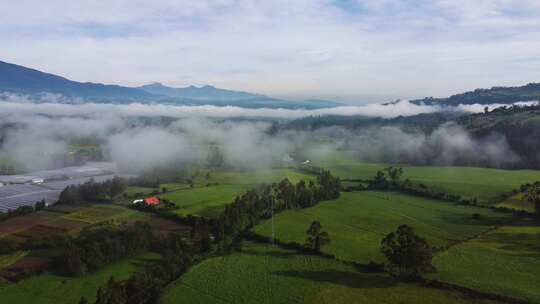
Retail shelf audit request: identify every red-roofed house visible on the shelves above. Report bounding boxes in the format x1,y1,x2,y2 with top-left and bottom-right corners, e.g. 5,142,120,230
144,197,160,205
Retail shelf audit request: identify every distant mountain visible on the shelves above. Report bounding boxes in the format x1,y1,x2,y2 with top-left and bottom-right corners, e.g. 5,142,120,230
138,82,268,101
0,60,342,109
0,60,153,102
411,83,540,106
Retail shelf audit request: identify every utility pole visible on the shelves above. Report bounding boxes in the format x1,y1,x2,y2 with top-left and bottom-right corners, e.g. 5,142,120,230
271,196,275,247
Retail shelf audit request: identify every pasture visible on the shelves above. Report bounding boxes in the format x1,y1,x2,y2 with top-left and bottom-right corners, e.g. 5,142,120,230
429,220,540,303
159,169,314,217
496,193,535,213
253,191,513,263
163,242,501,304
314,157,540,205
0,252,160,304
62,204,137,224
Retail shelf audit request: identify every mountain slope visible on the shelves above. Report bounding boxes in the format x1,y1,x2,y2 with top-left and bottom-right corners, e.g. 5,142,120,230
0,60,153,102
0,60,342,109
412,83,540,106
138,82,268,101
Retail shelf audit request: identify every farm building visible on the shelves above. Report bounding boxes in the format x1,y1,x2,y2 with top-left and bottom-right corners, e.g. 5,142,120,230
145,197,160,205
0,175,44,185
132,197,160,205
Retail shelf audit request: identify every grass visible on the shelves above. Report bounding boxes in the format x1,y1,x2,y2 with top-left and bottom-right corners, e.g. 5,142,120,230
496,193,535,213
0,252,160,304
159,169,315,217
429,220,540,303
163,242,500,304
125,186,157,198
0,251,28,269
315,157,540,205
161,184,251,217
253,191,513,263
62,204,137,224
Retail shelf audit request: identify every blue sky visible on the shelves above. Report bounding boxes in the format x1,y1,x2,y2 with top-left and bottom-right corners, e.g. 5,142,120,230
1,0,539,103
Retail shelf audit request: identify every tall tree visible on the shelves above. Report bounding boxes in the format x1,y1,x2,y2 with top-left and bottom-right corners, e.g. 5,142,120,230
305,221,330,252
380,224,434,279
525,183,540,216
109,177,127,201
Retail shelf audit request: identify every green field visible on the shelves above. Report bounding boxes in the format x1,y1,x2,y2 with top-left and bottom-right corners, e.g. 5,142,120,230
0,252,160,304
497,193,535,213
63,204,140,224
253,191,513,263
159,169,314,217
315,158,540,205
0,251,28,269
429,220,540,303
163,242,500,304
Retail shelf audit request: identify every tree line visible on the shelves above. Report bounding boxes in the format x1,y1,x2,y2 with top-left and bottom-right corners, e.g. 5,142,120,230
58,176,127,204
212,170,340,249
87,170,340,304
62,221,154,276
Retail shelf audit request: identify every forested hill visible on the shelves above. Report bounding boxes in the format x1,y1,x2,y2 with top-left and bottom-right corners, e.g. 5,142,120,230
281,103,540,169
411,83,540,106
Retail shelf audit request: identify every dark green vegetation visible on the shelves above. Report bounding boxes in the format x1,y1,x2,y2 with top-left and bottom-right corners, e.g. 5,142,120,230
317,158,540,205
163,242,501,304
0,252,160,304
2,161,540,303
380,225,435,279
253,191,512,262
284,103,540,169
429,221,540,303
156,169,315,217
412,83,540,106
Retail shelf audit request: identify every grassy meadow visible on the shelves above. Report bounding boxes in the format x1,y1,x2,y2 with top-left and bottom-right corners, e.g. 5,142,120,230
314,157,540,205
0,252,160,304
163,242,501,304
158,169,314,217
253,191,513,263
429,220,540,303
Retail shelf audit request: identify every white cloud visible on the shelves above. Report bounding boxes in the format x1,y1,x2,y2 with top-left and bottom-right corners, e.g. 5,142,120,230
0,1,539,103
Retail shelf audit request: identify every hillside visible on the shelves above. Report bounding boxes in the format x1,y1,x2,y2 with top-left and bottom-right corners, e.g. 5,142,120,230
0,61,153,102
412,83,540,106
0,60,341,109
138,82,268,101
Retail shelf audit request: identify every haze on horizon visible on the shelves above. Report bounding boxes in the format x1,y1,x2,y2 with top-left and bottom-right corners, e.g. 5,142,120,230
1,0,539,104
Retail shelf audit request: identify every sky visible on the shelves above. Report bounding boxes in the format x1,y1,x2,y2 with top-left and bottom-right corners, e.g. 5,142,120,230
1,0,540,104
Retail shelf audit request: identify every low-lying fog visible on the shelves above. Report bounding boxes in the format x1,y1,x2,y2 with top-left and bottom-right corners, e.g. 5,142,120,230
0,96,535,173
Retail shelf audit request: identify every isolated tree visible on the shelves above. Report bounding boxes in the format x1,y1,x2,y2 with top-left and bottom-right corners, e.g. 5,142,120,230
369,171,388,189
380,224,434,279
78,296,88,304
525,183,540,216
206,145,225,169
305,221,330,252
109,177,127,201
384,166,403,184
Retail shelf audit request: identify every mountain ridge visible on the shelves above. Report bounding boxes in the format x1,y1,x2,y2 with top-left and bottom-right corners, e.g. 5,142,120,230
411,83,540,106
0,60,342,109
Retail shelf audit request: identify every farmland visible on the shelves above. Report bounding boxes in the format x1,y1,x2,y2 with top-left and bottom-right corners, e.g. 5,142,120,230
163,242,501,304
429,220,540,303
1,162,539,303
0,252,160,304
315,157,540,205
253,191,513,263
158,169,314,217
496,193,535,213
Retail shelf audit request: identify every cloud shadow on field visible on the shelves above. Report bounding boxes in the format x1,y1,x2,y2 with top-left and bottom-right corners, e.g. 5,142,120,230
272,270,395,289
241,248,299,259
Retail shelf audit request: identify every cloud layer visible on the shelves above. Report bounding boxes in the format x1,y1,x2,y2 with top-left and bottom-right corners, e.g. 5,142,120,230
1,1,539,102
